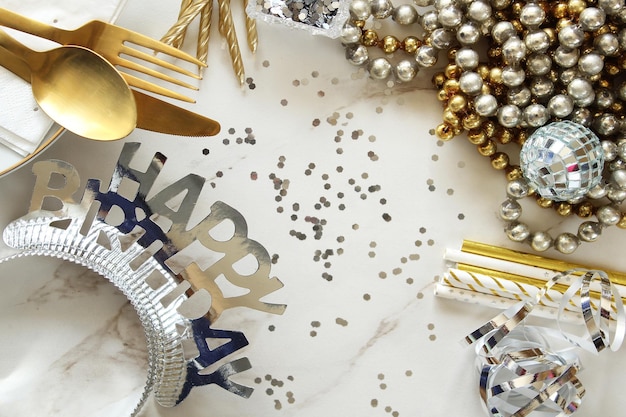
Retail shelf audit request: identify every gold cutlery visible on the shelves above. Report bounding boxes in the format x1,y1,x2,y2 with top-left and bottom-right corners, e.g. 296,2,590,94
0,29,136,141
130,91,220,136
0,7,205,102
0,46,220,137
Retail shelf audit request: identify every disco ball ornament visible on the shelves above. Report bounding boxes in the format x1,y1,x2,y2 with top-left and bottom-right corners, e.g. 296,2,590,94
520,121,605,201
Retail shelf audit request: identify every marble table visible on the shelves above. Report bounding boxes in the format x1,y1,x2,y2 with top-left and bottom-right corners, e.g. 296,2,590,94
1,1,626,416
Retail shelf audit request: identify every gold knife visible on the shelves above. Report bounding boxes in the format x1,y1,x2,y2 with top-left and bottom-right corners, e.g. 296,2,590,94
0,46,220,137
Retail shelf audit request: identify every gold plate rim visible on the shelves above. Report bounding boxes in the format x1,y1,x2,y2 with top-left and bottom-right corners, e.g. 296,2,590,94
0,126,65,178
0,0,128,178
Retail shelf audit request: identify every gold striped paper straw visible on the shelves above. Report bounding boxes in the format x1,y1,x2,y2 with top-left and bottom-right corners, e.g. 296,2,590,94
445,246,626,295
453,264,621,312
446,268,551,304
441,240,626,312
457,263,580,298
435,271,585,322
461,240,626,286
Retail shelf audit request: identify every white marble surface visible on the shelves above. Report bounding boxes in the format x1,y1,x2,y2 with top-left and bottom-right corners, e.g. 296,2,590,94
1,1,626,416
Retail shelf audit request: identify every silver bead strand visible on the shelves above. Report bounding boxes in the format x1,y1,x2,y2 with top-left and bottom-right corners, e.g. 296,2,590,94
530,231,553,252
392,4,418,25
578,221,603,242
506,222,531,242
554,233,580,254
343,0,456,82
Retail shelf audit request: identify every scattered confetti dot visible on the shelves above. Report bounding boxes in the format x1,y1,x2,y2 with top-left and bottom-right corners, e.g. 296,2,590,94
335,317,348,326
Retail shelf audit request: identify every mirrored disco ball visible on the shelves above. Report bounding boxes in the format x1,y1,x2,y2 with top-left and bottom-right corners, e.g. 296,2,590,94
520,121,605,201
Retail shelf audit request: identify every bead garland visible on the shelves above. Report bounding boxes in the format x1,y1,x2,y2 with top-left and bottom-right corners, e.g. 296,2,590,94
339,0,626,253
339,0,626,254
341,0,427,82
342,0,447,82
429,0,626,254
341,0,507,82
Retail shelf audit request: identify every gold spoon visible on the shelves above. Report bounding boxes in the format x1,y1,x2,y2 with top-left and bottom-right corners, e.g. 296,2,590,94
0,28,136,141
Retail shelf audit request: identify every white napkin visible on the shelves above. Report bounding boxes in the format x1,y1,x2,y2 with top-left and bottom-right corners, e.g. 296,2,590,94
0,0,127,166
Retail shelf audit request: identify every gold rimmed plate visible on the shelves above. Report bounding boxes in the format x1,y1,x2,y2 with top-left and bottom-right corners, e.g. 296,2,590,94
0,0,128,178
0,126,64,177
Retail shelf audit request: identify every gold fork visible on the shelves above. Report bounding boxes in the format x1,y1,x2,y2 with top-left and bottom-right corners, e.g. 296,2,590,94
0,7,205,102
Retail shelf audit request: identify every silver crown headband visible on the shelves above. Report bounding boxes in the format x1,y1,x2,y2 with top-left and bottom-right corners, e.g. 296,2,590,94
1,142,286,415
